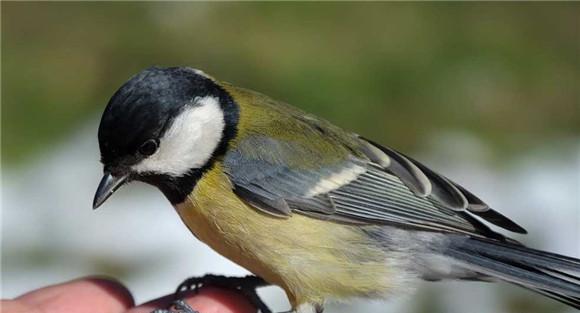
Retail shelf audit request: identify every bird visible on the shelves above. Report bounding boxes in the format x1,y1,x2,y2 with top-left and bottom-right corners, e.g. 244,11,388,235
93,66,580,313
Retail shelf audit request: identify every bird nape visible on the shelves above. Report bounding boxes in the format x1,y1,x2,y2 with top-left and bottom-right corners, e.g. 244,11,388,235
93,66,580,313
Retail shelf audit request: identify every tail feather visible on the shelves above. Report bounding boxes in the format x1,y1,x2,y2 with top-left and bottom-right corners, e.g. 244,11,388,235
523,286,580,308
443,236,580,308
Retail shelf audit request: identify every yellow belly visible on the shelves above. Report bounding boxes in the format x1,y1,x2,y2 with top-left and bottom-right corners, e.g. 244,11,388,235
174,163,392,306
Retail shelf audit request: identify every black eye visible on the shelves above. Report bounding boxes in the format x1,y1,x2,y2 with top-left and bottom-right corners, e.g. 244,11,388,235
139,139,158,156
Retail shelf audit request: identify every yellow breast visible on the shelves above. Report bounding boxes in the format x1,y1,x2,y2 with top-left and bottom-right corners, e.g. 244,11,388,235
174,163,393,306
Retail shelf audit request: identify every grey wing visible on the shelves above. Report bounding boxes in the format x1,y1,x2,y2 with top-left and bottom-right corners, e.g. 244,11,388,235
223,135,526,238
223,135,364,217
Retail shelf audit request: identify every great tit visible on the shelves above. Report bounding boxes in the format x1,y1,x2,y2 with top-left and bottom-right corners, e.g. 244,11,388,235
93,66,580,313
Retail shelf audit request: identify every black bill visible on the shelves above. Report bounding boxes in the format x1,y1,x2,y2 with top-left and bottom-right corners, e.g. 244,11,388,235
93,172,128,209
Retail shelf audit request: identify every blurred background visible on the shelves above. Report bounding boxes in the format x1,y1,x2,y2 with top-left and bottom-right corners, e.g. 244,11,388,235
2,2,579,313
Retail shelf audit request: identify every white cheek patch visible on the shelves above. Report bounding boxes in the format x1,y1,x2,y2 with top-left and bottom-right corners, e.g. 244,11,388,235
132,96,225,177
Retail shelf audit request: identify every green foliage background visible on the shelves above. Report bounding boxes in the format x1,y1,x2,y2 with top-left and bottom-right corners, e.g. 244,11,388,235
3,2,579,165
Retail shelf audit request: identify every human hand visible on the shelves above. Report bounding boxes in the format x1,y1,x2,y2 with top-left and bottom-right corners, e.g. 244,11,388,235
1,277,256,313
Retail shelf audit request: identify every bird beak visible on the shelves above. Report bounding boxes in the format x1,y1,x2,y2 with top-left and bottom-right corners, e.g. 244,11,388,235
93,172,128,209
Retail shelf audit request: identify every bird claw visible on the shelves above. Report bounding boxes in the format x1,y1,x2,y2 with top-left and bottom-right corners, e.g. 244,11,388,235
151,299,198,313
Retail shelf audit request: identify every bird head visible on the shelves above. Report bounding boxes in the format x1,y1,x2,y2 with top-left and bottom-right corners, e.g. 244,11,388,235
93,67,238,209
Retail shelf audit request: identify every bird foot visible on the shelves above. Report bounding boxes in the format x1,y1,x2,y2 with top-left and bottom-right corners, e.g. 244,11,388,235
174,274,272,313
